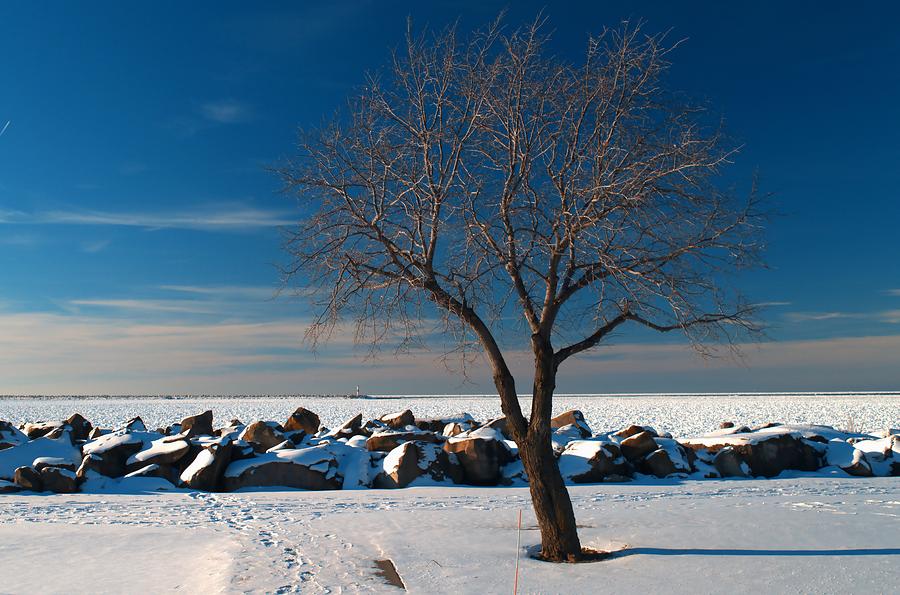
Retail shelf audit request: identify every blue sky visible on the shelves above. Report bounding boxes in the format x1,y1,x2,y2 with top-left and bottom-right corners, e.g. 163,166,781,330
1,1,898,394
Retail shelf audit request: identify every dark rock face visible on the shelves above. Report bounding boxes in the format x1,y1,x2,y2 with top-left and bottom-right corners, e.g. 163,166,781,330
379,410,415,430
641,447,691,478
180,411,214,437
713,447,748,477
620,431,658,462
64,413,94,441
180,438,234,492
719,421,735,429
240,422,287,453
14,466,43,491
443,436,513,485
125,463,178,484
284,407,321,434
40,467,79,493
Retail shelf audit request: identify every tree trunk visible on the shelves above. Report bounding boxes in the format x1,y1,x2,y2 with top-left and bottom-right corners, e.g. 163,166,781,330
518,338,583,561
519,429,583,561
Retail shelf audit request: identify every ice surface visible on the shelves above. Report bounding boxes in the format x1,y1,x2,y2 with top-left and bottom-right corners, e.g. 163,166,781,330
1,393,896,438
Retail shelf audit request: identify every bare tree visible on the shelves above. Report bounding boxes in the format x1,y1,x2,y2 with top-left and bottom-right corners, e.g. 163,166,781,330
279,18,763,561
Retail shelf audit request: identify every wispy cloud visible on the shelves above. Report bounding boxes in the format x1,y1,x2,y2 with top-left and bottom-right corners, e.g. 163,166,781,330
160,284,277,300
885,289,900,297
81,239,110,253
784,311,863,322
753,301,792,308
2,308,900,394
881,310,900,324
200,99,251,124
69,299,218,315
1,204,293,231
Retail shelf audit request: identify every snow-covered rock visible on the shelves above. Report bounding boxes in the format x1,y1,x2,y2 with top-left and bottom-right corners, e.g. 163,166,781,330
180,438,234,491
40,466,78,493
13,466,43,491
379,409,414,430
375,441,461,488
179,410,213,437
0,420,28,450
0,432,82,480
825,439,872,476
366,429,440,452
443,433,513,485
239,421,287,453
126,436,190,469
550,410,591,438
619,431,658,461
641,438,693,478
558,440,630,483
415,412,475,433
681,429,824,477
284,407,320,434
223,444,342,491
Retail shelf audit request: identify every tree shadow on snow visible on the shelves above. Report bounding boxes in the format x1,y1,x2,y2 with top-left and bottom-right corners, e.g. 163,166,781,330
614,547,900,558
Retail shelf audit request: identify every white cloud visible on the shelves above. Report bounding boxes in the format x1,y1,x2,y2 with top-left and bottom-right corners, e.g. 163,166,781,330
200,99,251,124
160,284,278,300
81,239,110,253
69,299,217,315
2,204,293,231
784,311,862,322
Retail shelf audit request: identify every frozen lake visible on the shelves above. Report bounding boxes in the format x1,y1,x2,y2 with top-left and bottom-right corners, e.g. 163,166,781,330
1,392,897,438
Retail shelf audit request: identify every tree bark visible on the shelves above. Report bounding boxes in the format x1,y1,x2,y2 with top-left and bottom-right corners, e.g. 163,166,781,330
519,429,583,561
517,337,583,561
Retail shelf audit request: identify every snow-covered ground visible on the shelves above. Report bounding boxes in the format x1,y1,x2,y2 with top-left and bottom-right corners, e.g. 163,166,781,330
1,392,898,437
0,478,897,593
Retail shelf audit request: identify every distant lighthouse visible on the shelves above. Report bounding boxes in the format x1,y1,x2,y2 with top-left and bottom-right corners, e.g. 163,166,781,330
356,386,360,397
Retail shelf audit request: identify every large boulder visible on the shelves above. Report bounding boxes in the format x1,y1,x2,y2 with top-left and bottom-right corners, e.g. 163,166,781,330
375,441,462,488
239,422,287,453
222,444,342,491
713,447,749,477
551,410,591,438
179,438,234,491
558,441,631,483
619,431,658,462
180,411,214,437
64,413,93,441
126,436,190,470
366,430,440,453
443,434,513,485
13,466,43,491
681,430,824,477
640,439,693,478
22,421,63,440
40,466,79,493
284,407,321,434
80,430,146,478
380,410,415,430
